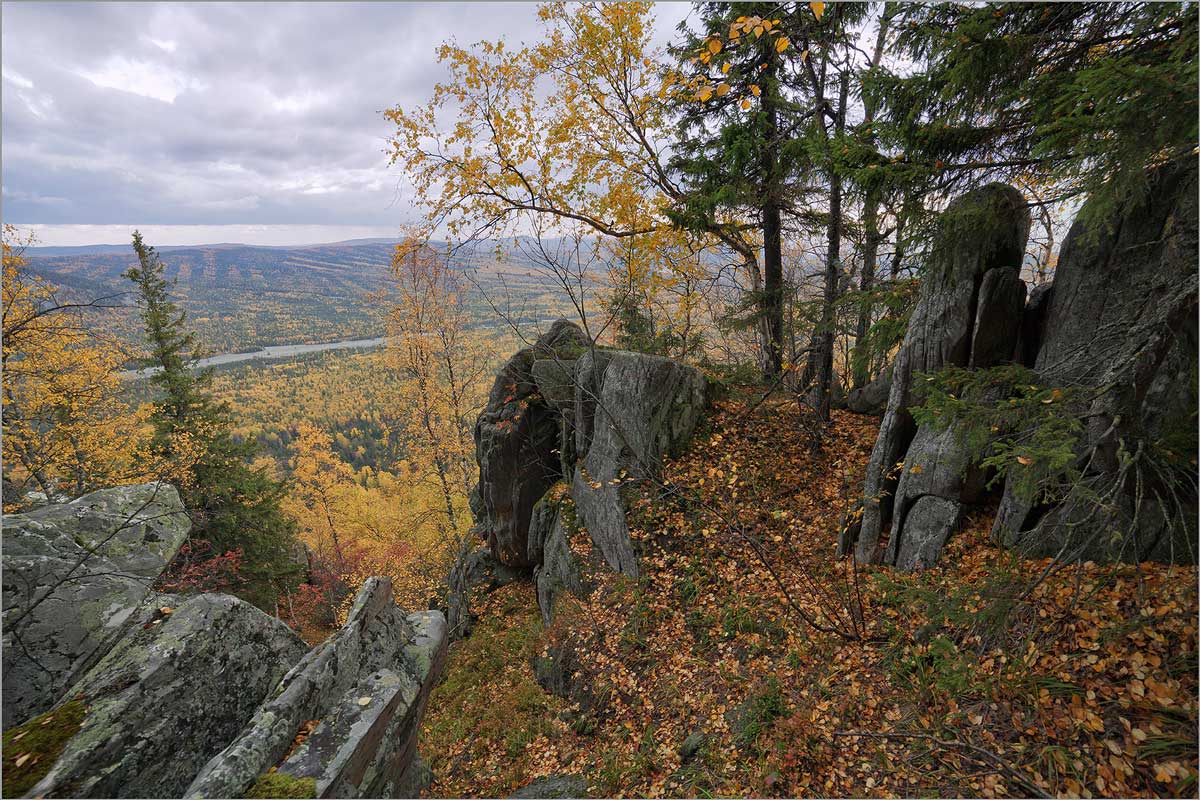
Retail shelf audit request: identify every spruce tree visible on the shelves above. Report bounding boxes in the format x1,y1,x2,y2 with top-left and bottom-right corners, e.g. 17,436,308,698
669,2,811,380
125,231,297,605
874,2,1198,215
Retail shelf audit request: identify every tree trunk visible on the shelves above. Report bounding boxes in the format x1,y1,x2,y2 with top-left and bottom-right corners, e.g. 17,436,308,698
805,71,849,421
851,8,892,391
760,44,784,380
852,189,881,390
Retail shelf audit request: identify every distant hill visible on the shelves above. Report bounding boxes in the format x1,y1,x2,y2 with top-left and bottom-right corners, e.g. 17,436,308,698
24,239,571,355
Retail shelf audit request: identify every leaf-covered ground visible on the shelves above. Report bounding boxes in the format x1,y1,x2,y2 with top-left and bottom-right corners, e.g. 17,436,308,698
420,394,1198,798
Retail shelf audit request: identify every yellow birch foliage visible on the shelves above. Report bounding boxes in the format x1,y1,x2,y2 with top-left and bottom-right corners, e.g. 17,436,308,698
2,225,147,505
384,2,717,359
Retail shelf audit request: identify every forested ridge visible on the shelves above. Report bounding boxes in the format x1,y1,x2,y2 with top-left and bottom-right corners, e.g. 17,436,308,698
2,2,1196,798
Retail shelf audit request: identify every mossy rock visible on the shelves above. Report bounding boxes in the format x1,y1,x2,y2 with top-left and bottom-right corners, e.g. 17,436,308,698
2,700,85,798
246,770,317,799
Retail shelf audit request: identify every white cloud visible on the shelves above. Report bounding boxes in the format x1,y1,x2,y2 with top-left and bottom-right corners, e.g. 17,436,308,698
2,66,34,89
79,56,201,103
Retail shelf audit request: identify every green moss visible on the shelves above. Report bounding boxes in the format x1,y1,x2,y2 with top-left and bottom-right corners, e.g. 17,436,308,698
245,771,317,799
421,587,563,794
2,699,86,798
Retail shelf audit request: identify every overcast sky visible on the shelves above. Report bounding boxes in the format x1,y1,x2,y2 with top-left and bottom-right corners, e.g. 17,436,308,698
2,2,693,246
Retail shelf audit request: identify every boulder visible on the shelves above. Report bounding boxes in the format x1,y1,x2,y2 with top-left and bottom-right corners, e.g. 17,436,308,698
474,321,590,569
890,496,962,572
885,418,990,570
186,578,447,799
509,774,589,799
2,483,191,728
850,184,1030,565
571,350,707,577
846,366,892,416
994,158,1199,563
29,594,308,799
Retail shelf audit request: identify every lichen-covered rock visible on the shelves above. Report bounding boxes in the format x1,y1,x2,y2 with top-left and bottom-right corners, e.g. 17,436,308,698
186,578,447,799
850,184,1030,565
2,483,190,728
571,350,707,577
29,594,308,798
891,496,962,572
885,419,990,570
994,158,1199,563
273,669,422,798
474,320,590,569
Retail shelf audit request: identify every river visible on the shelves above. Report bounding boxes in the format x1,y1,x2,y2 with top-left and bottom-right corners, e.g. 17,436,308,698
119,336,388,379
118,316,569,380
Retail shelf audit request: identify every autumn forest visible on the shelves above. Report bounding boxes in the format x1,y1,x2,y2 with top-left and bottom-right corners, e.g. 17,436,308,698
2,2,1197,799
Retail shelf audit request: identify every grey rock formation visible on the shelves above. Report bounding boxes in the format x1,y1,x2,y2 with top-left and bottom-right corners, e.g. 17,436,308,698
471,321,707,615
571,350,707,577
2,483,191,728
969,267,1027,369
850,183,1031,566
186,578,447,799
890,496,962,572
509,774,589,799
1019,282,1055,367
846,366,892,416
29,594,308,799
994,158,1199,563
475,321,590,569
534,504,584,625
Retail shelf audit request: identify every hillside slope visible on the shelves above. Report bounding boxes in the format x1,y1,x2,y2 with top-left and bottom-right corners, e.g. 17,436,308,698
420,393,1198,798
25,240,566,354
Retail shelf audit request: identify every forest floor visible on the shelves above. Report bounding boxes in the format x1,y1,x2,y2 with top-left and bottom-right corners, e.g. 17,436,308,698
419,391,1198,799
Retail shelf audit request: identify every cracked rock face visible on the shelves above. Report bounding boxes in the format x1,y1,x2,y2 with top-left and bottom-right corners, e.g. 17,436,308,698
29,594,309,799
993,158,1199,563
849,183,1031,568
187,578,447,799
470,324,708,629
472,321,708,587
474,320,590,569
570,349,707,577
2,483,191,728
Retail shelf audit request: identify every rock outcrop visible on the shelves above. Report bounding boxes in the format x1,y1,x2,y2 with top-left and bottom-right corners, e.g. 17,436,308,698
2,483,191,727
187,578,447,799
849,183,1031,566
849,159,1198,571
571,349,707,577
846,366,892,416
993,158,1199,563
474,320,589,569
471,321,708,623
3,482,446,799
29,594,308,798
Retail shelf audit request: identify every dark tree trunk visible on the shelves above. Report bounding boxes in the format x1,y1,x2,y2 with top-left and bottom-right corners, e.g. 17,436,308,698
806,71,849,421
760,41,784,380
852,189,881,390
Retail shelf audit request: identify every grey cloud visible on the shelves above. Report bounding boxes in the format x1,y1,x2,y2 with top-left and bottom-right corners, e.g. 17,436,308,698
4,1,693,231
